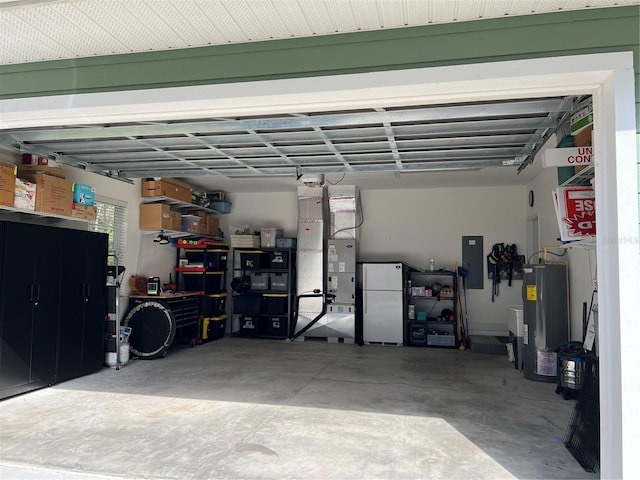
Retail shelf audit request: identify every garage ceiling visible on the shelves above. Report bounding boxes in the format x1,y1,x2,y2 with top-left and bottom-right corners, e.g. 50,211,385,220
0,96,578,181
0,1,624,191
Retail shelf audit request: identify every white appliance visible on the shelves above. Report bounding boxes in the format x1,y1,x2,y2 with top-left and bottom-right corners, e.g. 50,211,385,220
359,262,413,345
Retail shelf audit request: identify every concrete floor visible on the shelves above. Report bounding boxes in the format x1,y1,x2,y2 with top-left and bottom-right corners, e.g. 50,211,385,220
0,338,597,480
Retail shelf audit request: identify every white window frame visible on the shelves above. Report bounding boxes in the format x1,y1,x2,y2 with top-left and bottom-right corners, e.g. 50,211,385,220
88,195,127,265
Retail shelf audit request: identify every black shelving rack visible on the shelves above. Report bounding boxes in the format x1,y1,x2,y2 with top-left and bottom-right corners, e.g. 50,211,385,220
407,270,458,348
173,239,229,343
230,247,296,339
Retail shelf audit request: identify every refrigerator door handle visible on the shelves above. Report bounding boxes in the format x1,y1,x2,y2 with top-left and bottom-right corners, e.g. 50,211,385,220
363,290,367,313
363,266,367,291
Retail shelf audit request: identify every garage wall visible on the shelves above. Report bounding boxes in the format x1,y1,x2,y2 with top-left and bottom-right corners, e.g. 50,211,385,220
221,185,526,336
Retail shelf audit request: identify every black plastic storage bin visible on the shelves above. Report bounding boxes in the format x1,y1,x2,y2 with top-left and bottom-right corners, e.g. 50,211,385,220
185,249,228,269
409,322,427,346
263,294,288,315
184,271,225,292
268,250,289,269
239,315,261,336
203,293,226,317
203,316,226,341
266,317,288,337
205,250,228,270
239,251,266,270
269,273,288,291
233,294,262,314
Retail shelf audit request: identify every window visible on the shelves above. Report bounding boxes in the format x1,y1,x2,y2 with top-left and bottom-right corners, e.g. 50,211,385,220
89,197,127,265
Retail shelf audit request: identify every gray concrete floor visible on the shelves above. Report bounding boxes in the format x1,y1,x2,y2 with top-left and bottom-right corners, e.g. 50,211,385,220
0,338,597,480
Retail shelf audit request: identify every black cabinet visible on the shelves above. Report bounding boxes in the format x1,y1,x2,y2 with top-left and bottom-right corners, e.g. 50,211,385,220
408,270,458,348
231,248,296,339
58,231,108,381
0,221,108,399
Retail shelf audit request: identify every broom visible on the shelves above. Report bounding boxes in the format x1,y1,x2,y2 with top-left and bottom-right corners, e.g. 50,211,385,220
455,262,468,350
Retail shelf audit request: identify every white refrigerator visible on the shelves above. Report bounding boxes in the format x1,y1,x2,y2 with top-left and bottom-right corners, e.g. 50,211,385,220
359,262,413,345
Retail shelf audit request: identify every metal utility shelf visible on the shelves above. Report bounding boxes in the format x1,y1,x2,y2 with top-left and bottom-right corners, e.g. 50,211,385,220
0,204,89,222
141,196,229,215
561,165,594,187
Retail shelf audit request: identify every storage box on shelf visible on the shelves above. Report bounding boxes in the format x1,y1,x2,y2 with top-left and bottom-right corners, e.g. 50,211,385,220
408,270,458,348
231,247,296,339
174,239,229,343
139,178,227,240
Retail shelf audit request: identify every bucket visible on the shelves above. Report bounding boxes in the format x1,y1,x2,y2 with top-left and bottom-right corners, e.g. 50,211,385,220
105,342,130,368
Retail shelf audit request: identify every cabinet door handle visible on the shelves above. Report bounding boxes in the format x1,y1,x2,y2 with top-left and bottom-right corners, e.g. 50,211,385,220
29,284,35,302
34,284,40,305
86,283,91,300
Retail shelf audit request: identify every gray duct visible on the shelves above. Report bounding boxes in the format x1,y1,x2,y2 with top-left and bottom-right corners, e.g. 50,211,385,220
294,185,359,342
329,185,359,241
295,186,327,335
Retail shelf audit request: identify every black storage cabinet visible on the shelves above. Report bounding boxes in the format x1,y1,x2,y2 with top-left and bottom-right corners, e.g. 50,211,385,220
0,221,107,399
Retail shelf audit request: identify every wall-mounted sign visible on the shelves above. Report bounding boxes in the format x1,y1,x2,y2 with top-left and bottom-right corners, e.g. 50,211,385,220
542,146,593,168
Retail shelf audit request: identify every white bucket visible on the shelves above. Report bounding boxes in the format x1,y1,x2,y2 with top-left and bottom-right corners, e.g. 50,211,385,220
105,342,130,368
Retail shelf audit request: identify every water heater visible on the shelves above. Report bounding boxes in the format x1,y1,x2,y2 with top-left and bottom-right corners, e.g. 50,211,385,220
522,263,569,382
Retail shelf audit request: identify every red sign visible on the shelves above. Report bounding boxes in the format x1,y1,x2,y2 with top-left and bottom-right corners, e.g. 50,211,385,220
562,187,596,238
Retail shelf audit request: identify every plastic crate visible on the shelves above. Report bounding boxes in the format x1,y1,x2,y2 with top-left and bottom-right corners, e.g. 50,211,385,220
276,237,297,249
233,295,262,314
239,251,266,270
269,250,289,269
263,294,288,315
427,334,456,347
209,200,232,213
202,316,226,341
269,273,289,291
239,316,261,336
203,293,226,317
247,272,269,291
183,271,225,292
184,249,228,270
409,322,427,346
266,317,288,337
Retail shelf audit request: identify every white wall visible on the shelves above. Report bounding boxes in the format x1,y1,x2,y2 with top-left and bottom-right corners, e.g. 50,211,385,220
358,186,527,336
227,191,298,237
221,185,528,336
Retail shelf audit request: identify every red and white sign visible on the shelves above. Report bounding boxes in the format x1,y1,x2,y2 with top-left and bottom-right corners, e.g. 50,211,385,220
543,147,593,168
553,186,596,241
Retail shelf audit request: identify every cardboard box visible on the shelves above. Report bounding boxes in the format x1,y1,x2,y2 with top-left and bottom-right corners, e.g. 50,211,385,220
14,177,36,210
19,172,73,216
170,210,182,231
574,124,593,148
141,178,191,203
18,165,66,178
0,162,17,207
198,216,208,235
72,183,96,206
139,203,173,230
71,203,97,220
206,215,219,237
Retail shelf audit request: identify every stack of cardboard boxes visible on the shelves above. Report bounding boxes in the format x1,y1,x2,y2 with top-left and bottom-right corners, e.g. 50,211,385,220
0,157,96,220
139,178,222,237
